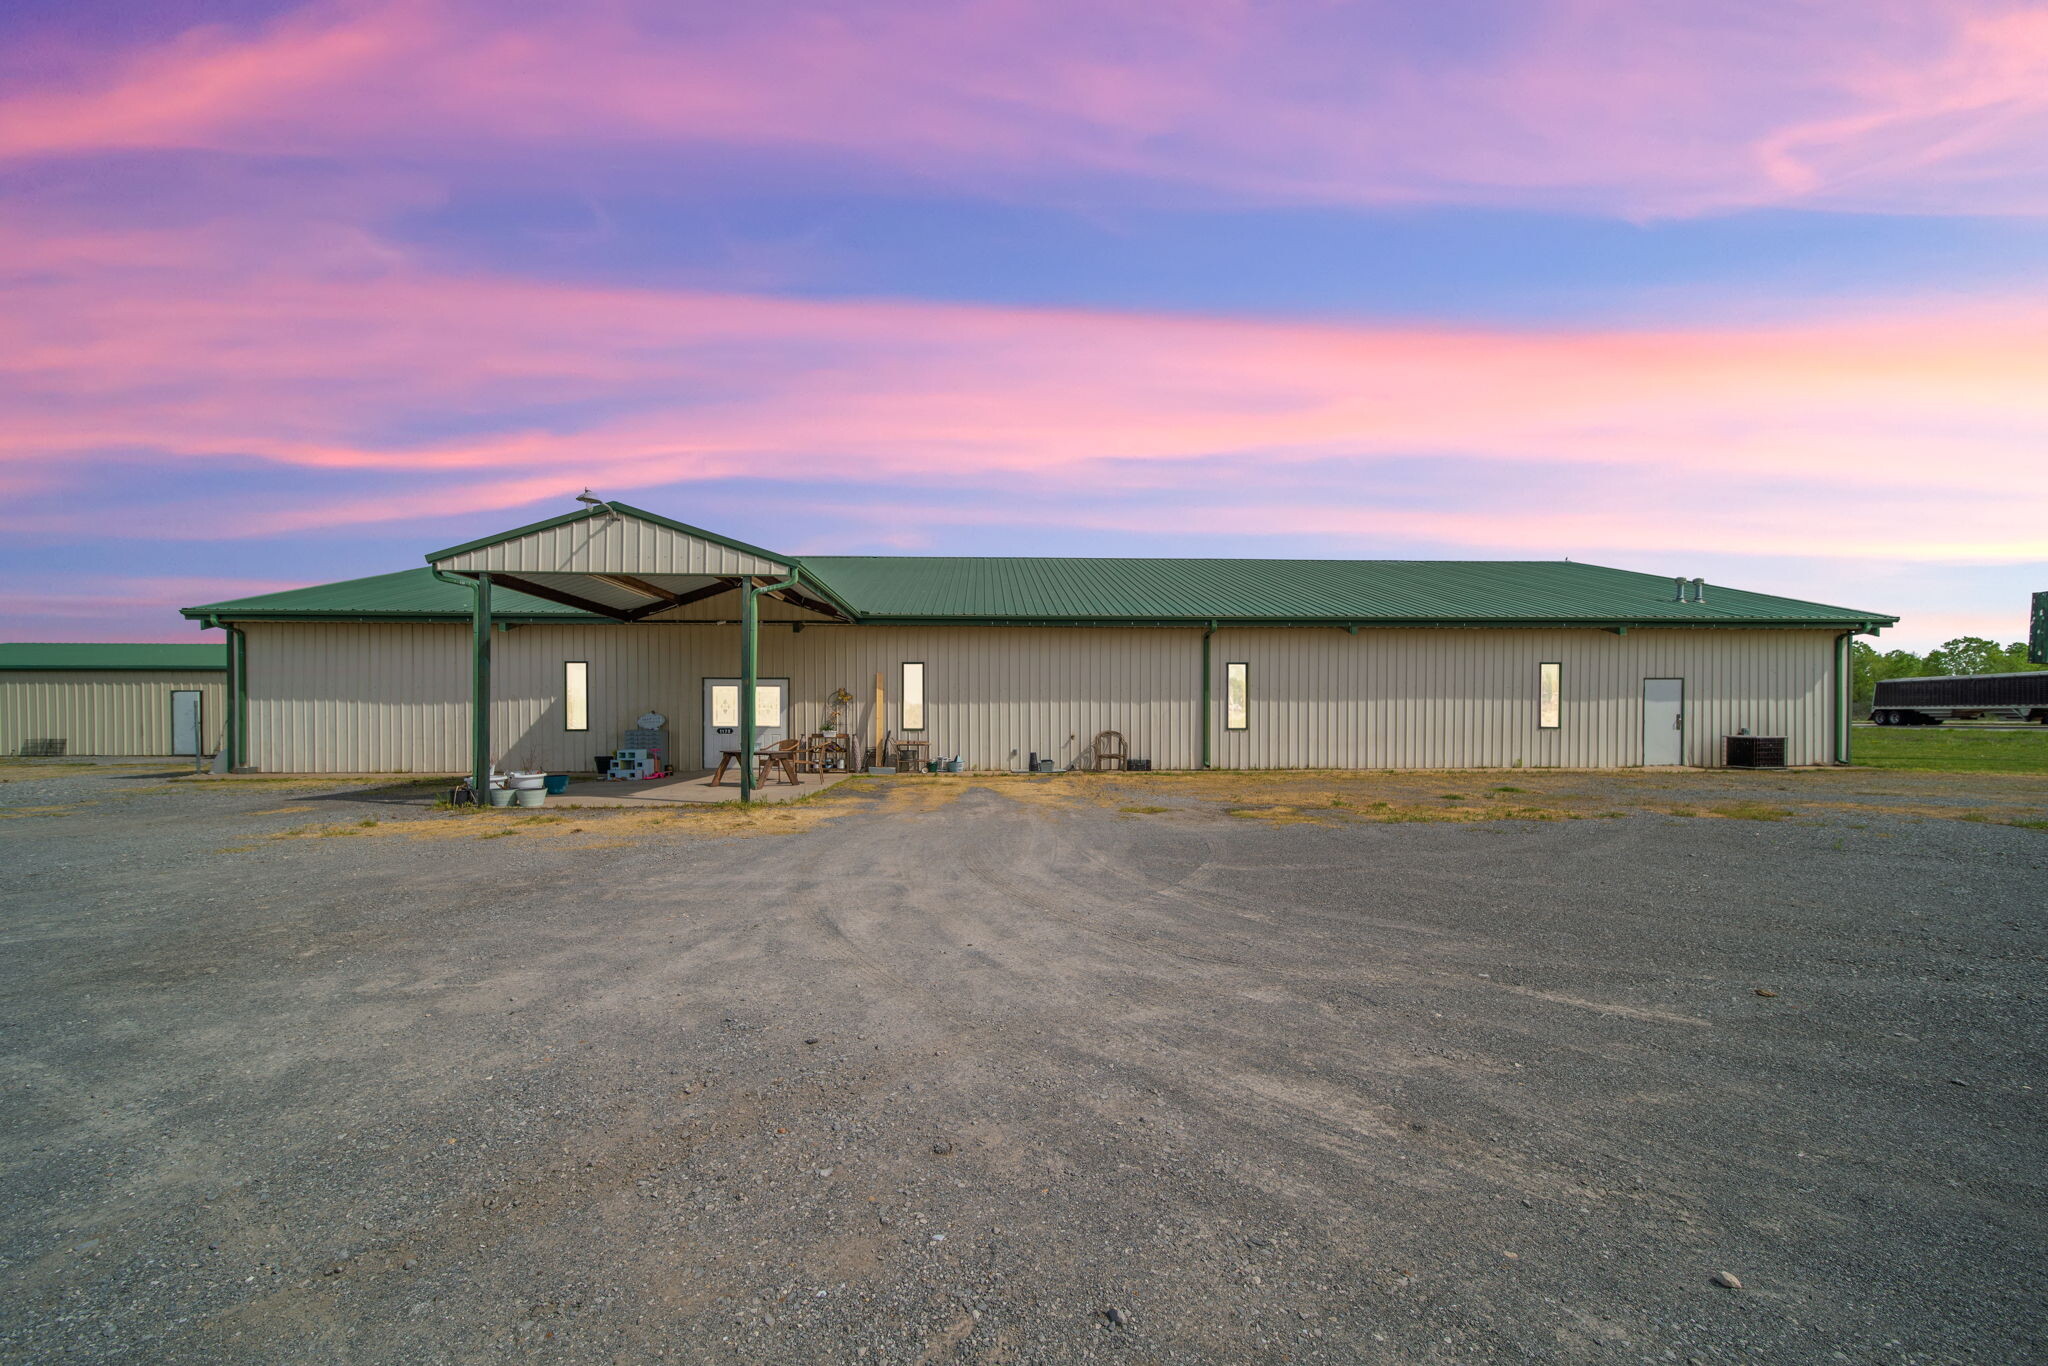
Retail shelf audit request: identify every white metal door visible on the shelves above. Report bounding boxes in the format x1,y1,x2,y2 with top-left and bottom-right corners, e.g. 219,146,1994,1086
1643,678,1685,765
170,690,203,757
702,677,788,767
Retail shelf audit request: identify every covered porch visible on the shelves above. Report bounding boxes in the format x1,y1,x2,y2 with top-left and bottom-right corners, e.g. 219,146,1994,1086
428,500,860,803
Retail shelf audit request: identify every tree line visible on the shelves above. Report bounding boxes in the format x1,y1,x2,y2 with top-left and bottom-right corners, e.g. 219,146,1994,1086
1851,636,2044,712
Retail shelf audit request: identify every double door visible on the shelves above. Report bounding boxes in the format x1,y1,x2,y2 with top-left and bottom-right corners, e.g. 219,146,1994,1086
702,677,789,767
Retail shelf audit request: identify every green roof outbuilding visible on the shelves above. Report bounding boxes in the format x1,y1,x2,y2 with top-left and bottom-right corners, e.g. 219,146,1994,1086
0,643,228,671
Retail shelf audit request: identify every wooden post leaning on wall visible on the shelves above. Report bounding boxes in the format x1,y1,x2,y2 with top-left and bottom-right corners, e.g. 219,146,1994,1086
872,671,884,772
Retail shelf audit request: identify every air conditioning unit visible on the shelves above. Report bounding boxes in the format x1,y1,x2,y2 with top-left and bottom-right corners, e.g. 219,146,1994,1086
1724,735,1786,768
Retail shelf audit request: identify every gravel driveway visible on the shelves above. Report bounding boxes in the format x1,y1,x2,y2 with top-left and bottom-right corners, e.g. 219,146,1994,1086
2,765,2043,1364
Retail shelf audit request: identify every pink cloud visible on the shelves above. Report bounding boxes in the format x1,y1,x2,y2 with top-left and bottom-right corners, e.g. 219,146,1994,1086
1,236,2043,565
0,0,2042,216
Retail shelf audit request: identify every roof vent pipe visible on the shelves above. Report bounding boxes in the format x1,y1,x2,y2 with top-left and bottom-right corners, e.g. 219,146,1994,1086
1673,576,1688,602
1692,577,1707,603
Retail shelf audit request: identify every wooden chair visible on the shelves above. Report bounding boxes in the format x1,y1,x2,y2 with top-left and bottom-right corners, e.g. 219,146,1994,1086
1090,730,1128,771
795,734,826,775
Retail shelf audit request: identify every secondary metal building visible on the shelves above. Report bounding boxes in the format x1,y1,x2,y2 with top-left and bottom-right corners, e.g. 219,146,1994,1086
178,501,1896,791
0,643,227,757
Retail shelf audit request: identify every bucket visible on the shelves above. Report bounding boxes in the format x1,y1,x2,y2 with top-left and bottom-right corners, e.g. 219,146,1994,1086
487,787,515,807
515,788,546,808
544,774,569,795
508,770,546,790
947,758,966,773
1035,760,1057,774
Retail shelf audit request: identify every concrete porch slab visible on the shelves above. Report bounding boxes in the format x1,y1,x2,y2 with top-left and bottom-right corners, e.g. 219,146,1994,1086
553,769,853,806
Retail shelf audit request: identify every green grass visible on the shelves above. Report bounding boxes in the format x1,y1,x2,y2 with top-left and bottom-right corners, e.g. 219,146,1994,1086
1710,801,1795,822
1853,727,2048,774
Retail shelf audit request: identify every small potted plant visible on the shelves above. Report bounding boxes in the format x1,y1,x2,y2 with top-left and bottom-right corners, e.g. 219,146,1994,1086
822,687,852,734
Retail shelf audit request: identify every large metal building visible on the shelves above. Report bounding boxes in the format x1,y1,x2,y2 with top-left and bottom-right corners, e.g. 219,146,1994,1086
1,643,227,757
178,502,1896,787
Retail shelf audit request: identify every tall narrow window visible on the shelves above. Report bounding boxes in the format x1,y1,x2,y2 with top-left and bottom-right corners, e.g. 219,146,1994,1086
755,684,782,728
564,661,589,731
1225,662,1249,730
1538,662,1562,729
901,662,926,731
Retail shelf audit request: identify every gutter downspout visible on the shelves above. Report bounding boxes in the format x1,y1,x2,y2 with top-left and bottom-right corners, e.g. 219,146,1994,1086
434,569,493,798
741,570,801,805
1200,623,1216,769
1835,630,1852,766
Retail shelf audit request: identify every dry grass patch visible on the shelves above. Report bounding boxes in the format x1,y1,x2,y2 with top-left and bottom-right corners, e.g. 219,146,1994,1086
0,761,172,783
690,766,2048,838
1705,802,1797,821
0,803,85,820
272,796,856,846
1225,805,1331,825
1956,812,2048,833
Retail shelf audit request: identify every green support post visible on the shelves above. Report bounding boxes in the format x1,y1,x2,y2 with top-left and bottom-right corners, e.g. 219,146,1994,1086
228,625,247,769
738,572,802,805
740,579,758,803
471,573,493,797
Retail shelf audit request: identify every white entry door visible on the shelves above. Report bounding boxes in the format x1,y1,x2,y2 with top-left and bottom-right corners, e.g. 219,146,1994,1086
702,677,789,767
1643,678,1685,765
170,689,203,757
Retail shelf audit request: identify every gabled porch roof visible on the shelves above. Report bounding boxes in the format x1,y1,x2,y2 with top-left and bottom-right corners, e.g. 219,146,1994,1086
425,502,853,623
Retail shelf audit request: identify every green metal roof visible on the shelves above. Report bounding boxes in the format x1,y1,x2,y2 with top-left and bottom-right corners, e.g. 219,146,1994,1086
182,508,1898,631
796,556,1895,629
0,642,228,671
179,569,607,623
181,556,1893,630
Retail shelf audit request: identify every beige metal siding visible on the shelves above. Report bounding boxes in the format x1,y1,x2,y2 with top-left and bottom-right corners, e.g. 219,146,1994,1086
490,625,699,772
244,623,468,773
433,517,786,577
1209,628,1836,768
765,626,1201,774
483,624,1198,772
240,620,1837,772
1,671,226,756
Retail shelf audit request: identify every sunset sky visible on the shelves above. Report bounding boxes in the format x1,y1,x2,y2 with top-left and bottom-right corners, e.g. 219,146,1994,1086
2,0,2044,649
